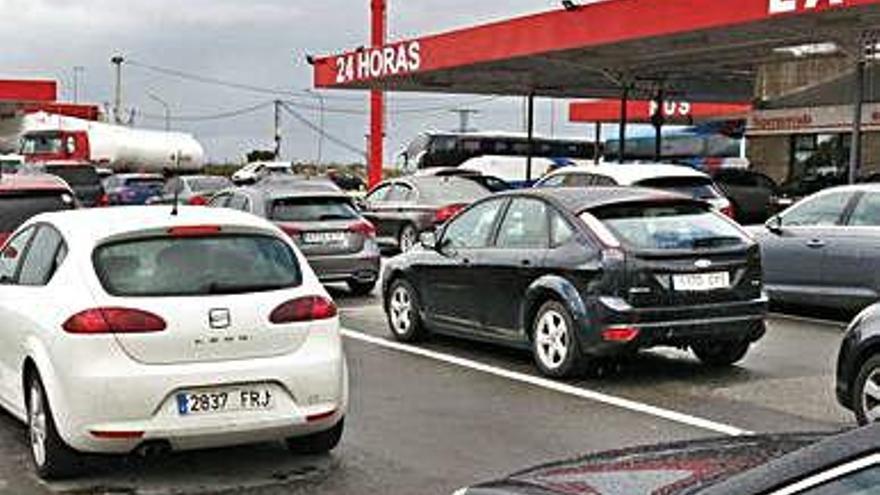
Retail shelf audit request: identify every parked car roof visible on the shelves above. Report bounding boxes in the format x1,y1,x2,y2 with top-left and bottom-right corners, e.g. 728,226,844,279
236,177,343,199
0,173,72,192
544,162,709,185
508,186,701,214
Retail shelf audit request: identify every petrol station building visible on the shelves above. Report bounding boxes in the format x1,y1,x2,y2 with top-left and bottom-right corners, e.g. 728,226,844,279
313,0,880,188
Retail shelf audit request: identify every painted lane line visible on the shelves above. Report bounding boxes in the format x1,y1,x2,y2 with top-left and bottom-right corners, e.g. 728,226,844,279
341,328,752,437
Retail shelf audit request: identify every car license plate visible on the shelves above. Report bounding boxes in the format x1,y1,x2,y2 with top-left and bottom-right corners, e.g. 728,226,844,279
672,272,730,292
176,386,274,416
303,231,346,244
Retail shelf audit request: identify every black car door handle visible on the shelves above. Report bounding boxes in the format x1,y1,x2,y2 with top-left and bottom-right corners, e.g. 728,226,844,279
806,239,826,249
521,259,532,267
461,258,471,265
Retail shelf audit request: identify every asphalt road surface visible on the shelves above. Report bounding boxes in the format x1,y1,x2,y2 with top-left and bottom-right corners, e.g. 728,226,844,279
0,286,854,495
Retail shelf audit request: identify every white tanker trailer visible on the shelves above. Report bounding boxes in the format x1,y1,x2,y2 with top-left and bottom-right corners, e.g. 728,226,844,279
19,112,205,173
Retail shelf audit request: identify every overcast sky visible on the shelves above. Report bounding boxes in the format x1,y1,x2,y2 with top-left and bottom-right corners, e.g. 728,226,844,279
1,0,620,164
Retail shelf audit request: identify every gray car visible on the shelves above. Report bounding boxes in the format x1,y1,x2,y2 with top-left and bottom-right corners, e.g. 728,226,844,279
749,184,880,311
361,175,491,252
208,179,381,295
149,175,233,205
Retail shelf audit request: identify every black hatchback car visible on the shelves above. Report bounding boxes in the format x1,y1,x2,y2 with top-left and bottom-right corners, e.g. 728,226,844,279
382,188,767,377
836,302,880,425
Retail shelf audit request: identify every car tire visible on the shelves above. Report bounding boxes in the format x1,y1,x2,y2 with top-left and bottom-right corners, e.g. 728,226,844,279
386,278,426,342
853,355,880,426
692,340,750,367
348,280,377,296
26,373,82,480
286,418,344,455
532,300,586,378
398,224,418,253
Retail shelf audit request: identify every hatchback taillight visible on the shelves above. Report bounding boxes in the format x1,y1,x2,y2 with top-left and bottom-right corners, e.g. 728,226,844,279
270,296,338,324
349,220,376,238
97,194,110,207
720,204,736,219
188,195,208,206
434,204,466,224
63,308,167,334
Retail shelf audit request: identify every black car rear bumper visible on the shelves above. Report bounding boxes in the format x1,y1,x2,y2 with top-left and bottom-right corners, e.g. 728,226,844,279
582,295,768,355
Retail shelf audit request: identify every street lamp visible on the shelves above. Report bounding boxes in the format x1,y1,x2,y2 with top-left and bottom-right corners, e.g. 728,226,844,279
304,88,326,165
147,92,171,132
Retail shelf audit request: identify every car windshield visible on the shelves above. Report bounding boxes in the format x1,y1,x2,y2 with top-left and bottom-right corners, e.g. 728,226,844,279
93,234,301,297
271,196,359,222
417,178,490,204
588,202,748,251
635,177,723,200
45,166,99,187
188,177,232,192
123,177,164,188
0,192,75,233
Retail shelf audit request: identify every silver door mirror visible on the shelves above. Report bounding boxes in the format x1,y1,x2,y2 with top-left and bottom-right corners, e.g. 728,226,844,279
766,215,783,235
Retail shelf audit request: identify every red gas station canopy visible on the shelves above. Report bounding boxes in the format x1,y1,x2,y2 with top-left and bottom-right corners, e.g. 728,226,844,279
313,0,880,102
0,79,56,103
569,100,752,124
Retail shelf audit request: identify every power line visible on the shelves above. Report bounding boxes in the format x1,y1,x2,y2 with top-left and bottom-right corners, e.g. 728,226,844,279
139,101,274,122
279,101,366,159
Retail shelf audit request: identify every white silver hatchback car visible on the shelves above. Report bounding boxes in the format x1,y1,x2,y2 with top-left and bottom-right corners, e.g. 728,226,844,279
0,206,348,479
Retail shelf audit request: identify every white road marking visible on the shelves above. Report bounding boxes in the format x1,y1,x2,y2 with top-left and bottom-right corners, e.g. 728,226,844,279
341,328,752,437
769,312,847,330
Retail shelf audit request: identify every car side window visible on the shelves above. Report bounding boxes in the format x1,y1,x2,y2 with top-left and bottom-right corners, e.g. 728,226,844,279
848,193,880,227
495,198,550,249
208,194,231,208
551,211,575,247
563,173,594,187
539,175,566,188
386,184,413,202
0,227,35,284
227,194,250,212
783,191,851,227
18,225,65,286
790,463,880,494
443,199,505,249
367,184,391,203
164,178,183,195
594,175,617,186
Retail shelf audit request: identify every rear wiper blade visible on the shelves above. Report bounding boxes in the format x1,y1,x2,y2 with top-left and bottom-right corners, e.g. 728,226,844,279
205,282,286,294
318,214,354,221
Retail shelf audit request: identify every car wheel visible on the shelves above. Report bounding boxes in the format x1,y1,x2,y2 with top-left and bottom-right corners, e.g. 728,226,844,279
692,340,750,367
532,301,585,378
348,280,377,296
398,224,418,253
286,418,344,455
386,278,426,342
853,355,880,425
27,373,82,480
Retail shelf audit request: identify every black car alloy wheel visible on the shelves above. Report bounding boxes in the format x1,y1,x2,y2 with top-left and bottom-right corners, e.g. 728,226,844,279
387,278,426,342
854,355,880,425
532,300,585,378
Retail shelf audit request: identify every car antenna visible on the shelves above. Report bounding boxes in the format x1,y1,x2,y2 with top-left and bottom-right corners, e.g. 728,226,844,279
171,150,181,216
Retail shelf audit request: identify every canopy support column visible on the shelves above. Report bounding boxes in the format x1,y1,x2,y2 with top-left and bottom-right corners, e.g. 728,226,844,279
618,85,629,163
526,92,535,183
595,122,602,164
652,88,665,163
850,34,871,185
369,0,386,188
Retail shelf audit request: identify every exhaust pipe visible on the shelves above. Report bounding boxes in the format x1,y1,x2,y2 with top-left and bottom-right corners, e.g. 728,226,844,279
135,440,171,459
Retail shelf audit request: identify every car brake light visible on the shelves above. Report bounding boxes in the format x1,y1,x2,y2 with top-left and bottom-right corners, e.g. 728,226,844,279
90,430,145,439
602,325,640,342
97,193,110,207
63,308,166,334
280,225,302,238
349,220,376,238
188,195,208,206
270,296,338,324
720,205,736,219
167,225,222,237
434,203,466,224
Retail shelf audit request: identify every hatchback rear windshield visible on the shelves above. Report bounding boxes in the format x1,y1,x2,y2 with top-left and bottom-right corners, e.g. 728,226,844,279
635,177,723,200
94,234,301,297
588,203,748,251
45,166,99,187
271,197,359,222
0,192,75,233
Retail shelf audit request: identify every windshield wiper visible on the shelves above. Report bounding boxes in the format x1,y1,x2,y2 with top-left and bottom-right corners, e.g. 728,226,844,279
693,236,742,248
318,214,354,221
205,281,287,294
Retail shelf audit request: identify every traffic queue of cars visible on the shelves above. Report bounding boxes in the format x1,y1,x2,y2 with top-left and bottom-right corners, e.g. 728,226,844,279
3,157,880,486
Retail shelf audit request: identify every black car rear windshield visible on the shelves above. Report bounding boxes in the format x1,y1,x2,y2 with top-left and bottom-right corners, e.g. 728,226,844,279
271,197,359,222
45,166,99,186
588,203,748,251
635,177,722,200
0,192,75,232
94,234,301,297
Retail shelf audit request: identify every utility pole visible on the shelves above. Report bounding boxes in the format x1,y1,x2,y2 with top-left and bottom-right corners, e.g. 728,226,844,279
274,100,282,160
111,55,125,124
305,89,325,165
451,109,479,133
148,92,171,131
73,66,84,103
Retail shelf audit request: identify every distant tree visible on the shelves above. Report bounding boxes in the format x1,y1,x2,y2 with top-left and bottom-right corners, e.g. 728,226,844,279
246,150,277,163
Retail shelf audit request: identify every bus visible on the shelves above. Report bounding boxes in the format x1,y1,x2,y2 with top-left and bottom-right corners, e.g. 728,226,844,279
397,131,599,174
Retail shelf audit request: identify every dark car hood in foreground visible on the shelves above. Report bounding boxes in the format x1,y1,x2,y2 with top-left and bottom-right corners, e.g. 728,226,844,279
462,434,826,495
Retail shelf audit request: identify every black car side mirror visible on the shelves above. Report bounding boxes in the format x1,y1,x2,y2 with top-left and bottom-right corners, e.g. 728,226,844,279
766,215,783,235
